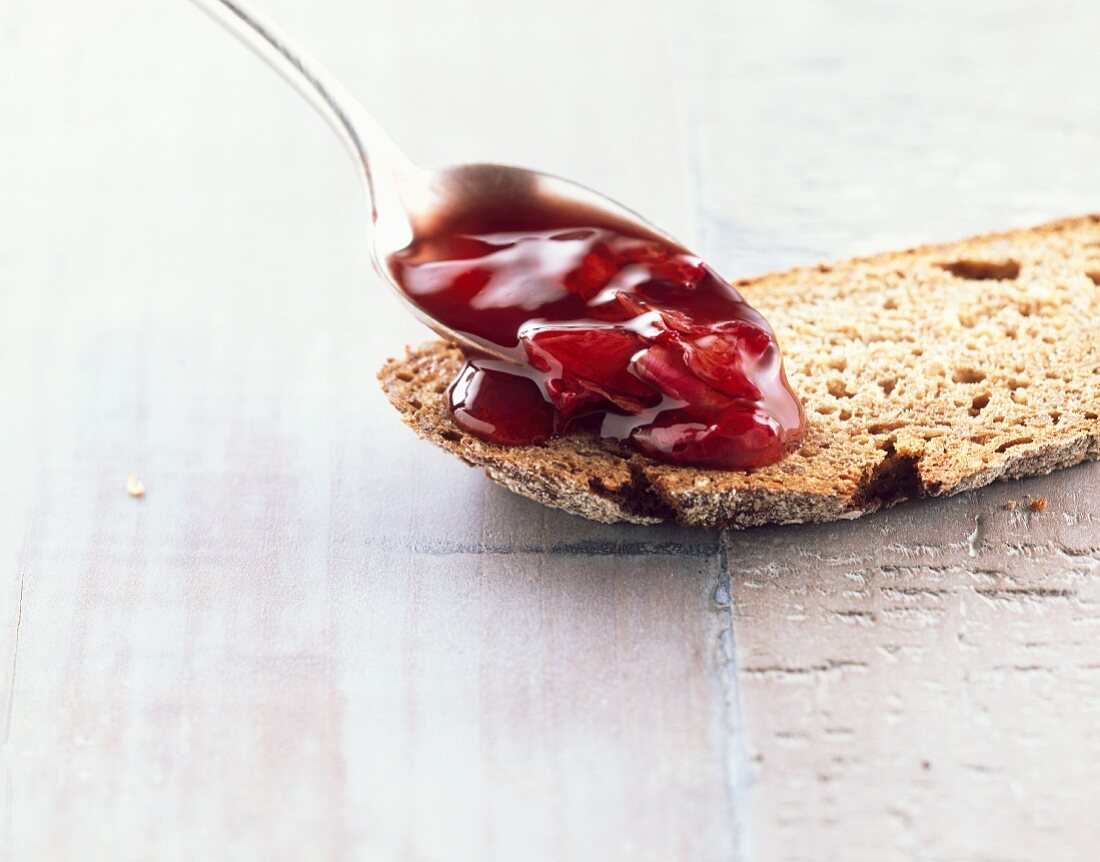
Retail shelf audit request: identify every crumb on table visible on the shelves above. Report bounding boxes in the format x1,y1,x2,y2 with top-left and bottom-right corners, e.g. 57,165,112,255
1030,497,1048,513
127,473,146,498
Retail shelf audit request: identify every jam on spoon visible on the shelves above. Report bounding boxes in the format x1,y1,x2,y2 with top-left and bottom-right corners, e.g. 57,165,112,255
190,0,802,471
389,224,804,470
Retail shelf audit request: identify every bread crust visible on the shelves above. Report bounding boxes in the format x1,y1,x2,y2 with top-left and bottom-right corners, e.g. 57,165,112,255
378,215,1100,527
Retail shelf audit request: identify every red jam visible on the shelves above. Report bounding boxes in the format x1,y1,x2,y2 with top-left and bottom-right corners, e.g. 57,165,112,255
388,226,804,469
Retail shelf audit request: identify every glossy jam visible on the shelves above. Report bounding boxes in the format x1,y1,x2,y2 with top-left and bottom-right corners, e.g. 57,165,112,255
388,226,804,469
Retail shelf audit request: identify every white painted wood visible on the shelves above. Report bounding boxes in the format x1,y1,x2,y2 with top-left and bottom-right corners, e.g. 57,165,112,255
0,2,733,860
688,1,1100,858
2,0,1099,860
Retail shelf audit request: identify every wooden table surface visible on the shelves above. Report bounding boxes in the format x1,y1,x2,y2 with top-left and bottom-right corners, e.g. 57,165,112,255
3,1,1099,859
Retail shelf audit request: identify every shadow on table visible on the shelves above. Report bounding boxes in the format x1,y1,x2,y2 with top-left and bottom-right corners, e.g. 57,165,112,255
368,439,1097,553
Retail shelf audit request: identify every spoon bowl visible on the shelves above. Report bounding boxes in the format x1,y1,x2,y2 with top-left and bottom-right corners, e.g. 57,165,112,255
408,163,682,246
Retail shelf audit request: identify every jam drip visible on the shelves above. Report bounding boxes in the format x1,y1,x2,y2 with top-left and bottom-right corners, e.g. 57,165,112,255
390,227,804,470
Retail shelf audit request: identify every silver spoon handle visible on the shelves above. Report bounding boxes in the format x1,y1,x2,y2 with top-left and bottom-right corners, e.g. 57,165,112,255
188,0,415,221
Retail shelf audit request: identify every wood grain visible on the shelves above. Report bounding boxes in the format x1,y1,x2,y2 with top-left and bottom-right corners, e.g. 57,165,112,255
1,0,1099,860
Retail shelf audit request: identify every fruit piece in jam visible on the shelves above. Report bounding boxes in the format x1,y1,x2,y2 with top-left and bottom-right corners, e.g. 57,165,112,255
389,227,803,470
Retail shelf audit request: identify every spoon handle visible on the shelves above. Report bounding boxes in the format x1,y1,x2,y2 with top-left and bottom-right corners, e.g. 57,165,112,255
188,0,415,222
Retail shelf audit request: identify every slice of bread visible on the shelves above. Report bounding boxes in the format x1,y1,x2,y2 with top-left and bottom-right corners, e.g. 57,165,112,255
379,215,1100,527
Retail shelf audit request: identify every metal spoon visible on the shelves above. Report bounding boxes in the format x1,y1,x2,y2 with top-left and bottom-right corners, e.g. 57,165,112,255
190,0,686,359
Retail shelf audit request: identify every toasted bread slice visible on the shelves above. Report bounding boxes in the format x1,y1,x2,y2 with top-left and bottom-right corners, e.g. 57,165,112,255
379,215,1100,527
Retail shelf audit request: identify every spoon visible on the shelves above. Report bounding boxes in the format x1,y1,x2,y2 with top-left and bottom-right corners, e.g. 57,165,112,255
189,0,687,360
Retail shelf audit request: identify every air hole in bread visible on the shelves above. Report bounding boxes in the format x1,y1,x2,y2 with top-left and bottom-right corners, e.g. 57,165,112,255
952,367,986,384
409,398,422,410
395,371,414,382
1086,270,1100,286
816,404,837,415
1086,411,1098,420
995,436,1033,453
867,421,905,434
826,356,848,372
883,297,898,310
588,477,621,495
970,433,993,444
1050,412,1062,425
969,393,991,416
828,379,855,398
852,442,922,508
838,408,852,421
441,430,462,443
938,259,1020,280
878,376,898,396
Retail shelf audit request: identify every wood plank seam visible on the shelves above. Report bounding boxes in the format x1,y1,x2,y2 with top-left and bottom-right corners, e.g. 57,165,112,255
2,566,25,861
716,530,754,861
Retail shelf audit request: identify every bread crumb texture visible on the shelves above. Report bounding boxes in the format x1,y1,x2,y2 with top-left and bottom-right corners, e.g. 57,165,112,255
379,215,1100,528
